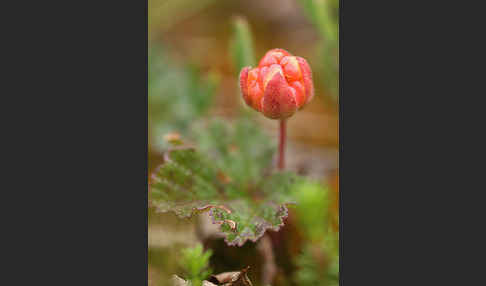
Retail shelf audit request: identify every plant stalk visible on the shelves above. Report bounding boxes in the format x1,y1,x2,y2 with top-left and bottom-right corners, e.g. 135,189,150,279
278,119,287,170
257,234,277,285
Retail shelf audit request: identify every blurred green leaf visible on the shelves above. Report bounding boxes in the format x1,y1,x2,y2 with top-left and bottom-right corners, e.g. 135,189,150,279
291,181,339,286
230,17,256,73
179,244,213,285
294,243,339,286
297,0,339,100
291,181,330,241
298,0,338,42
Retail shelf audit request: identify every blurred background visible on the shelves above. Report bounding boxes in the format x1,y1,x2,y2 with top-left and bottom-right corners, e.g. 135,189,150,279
148,0,339,285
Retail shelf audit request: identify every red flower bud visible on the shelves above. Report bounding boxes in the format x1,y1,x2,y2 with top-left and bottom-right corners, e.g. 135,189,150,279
239,48,314,119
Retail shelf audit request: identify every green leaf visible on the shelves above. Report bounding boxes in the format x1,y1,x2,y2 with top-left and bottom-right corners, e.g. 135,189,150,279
230,17,256,73
150,147,222,218
191,118,275,191
209,171,302,246
179,243,213,285
150,120,304,246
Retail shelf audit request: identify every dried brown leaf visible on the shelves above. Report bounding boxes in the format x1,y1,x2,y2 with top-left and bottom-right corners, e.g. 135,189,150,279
208,266,253,286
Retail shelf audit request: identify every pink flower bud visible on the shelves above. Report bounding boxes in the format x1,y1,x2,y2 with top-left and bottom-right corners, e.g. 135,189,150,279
239,49,314,119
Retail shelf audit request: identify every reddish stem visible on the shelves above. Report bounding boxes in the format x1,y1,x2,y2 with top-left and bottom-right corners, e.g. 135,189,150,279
278,119,286,170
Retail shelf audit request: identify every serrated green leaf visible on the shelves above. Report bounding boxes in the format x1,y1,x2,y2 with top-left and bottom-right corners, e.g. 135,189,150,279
150,148,223,218
150,144,303,246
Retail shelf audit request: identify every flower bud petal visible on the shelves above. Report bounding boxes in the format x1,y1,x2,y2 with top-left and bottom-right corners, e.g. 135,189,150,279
239,67,251,106
262,71,297,119
281,56,302,82
259,66,269,87
263,64,284,90
296,57,314,104
291,81,306,108
248,80,264,111
247,67,259,84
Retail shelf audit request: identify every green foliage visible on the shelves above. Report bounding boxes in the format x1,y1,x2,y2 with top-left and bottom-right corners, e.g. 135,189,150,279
297,0,339,99
150,118,306,246
298,0,338,43
291,181,339,286
294,247,321,285
179,244,213,286
149,44,220,152
291,181,330,241
294,245,338,286
229,17,260,115
209,171,302,246
191,117,275,191
230,17,256,73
